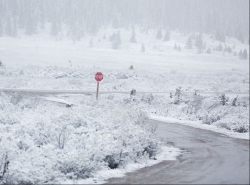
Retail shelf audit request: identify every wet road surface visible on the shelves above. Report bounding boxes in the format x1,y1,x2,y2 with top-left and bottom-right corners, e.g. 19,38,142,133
106,120,249,184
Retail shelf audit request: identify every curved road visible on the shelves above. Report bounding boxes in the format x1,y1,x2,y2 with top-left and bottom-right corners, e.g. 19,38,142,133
106,120,249,184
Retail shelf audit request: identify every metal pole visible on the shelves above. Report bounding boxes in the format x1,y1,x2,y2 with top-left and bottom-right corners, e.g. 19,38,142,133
96,81,99,100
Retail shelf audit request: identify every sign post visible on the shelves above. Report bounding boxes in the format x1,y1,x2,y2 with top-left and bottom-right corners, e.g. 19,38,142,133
95,72,103,100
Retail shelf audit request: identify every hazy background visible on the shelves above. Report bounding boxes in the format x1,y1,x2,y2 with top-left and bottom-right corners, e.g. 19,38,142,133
0,0,249,43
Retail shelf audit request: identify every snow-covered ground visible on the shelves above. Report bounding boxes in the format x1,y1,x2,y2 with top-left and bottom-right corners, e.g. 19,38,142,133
0,28,249,184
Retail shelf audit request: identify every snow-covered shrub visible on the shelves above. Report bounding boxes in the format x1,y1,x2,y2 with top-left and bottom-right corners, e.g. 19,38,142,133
141,93,154,104
10,92,23,105
173,87,182,104
0,92,162,183
56,126,71,149
59,151,103,179
232,96,238,106
220,93,229,106
202,114,221,125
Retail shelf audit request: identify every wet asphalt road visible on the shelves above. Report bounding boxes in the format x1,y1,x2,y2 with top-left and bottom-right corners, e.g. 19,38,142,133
106,120,249,184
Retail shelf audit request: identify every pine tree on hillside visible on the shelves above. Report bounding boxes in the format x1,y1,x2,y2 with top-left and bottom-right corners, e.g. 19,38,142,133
116,31,121,45
206,48,211,54
239,49,243,59
130,29,136,43
217,43,223,51
215,30,225,42
227,46,232,53
178,45,181,51
235,28,245,43
174,43,177,49
109,32,116,42
163,30,170,41
242,48,248,60
203,42,206,50
156,28,162,39
112,31,121,50
186,36,192,49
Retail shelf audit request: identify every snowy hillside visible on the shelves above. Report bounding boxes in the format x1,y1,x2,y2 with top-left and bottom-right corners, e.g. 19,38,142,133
0,26,249,184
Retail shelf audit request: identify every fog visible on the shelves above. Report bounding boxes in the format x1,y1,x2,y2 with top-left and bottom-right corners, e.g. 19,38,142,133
0,0,249,43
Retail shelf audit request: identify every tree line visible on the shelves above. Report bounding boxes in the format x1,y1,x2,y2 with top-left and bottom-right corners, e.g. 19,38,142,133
0,0,249,43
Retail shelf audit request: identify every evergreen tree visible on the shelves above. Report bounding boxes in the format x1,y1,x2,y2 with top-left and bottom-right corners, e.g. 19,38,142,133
111,31,121,50
217,43,223,51
174,43,177,49
215,30,225,42
163,30,170,41
235,28,245,43
242,48,248,60
186,36,192,49
227,46,232,53
109,32,116,42
116,31,121,45
156,28,162,39
112,40,119,50
178,45,181,51
239,49,243,59
130,29,136,43
206,48,211,54
203,42,206,50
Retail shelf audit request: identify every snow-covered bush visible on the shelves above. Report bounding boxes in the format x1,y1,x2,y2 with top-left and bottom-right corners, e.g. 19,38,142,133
0,92,161,184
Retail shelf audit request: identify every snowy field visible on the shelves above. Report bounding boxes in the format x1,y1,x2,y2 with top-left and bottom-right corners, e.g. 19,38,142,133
0,28,249,184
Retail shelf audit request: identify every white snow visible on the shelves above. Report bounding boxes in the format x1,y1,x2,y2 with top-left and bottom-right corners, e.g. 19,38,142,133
0,28,249,184
60,146,181,184
149,115,249,140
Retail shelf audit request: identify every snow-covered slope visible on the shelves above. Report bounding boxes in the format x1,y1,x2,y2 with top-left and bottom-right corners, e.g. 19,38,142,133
0,28,249,183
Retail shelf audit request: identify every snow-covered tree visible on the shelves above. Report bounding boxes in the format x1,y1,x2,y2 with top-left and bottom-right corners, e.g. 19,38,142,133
130,29,136,43
156,28,162,39
242,48,248,60
174,43,177,49
163,30,170,41
186,36,192,49
217,43,223,51
111,31,121,50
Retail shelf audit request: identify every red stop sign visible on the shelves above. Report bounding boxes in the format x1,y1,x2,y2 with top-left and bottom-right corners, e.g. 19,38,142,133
95,72,103,82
